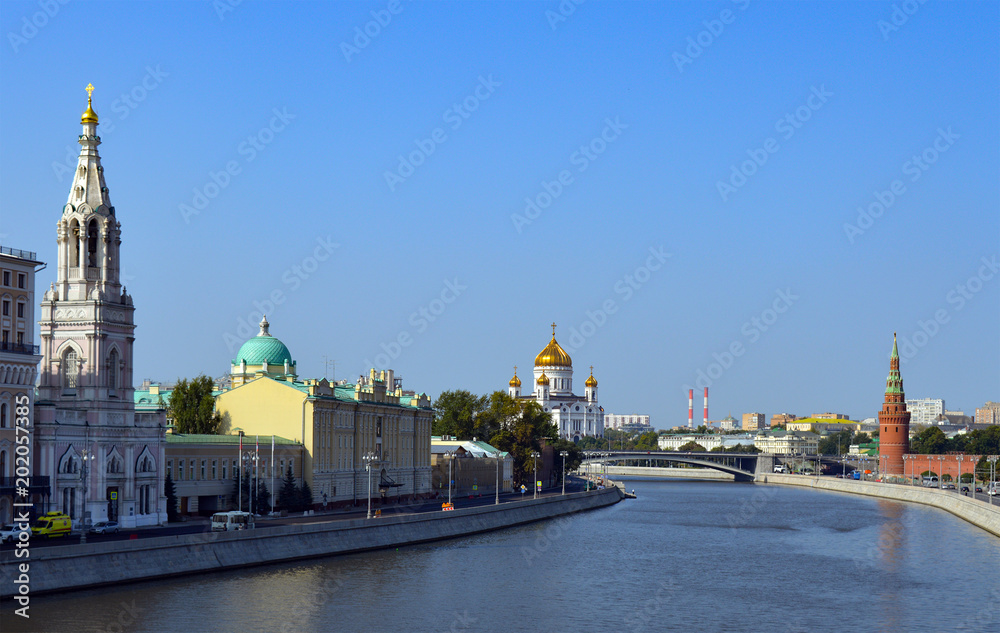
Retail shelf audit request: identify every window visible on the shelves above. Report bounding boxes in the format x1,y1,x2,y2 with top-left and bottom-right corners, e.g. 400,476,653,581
221,460,227,481
178,460,184,481
87,220,98,267
167,460,173,479
0,403,6,428
212,460,217,480
16,332,23,345
17,274,25,289
201,460,206,480
63,349,79,390
0,450,6,477
2,301,8,316
190,460,195,481
108,349,119,390
1,271,8,286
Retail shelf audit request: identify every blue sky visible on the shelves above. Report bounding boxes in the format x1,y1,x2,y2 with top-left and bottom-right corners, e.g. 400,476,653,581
2,0,997,428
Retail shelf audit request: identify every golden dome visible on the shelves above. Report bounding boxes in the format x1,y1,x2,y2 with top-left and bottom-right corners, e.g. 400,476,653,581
585,373,598,388
536,372,550,386
534,324,572,367
81,83,98,124
509,372,521,387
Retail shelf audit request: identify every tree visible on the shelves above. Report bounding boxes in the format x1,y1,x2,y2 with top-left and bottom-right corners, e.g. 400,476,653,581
164,471,179,522
633,431,660,451
489,394,557,487
678,441,706,452
854,432,872,445
169,375,222,434
255,480,272,515
298,479,313,511
911,426,947,454
549,438,582,483
433,390,488,439
818,430,853,455
277,466,298,512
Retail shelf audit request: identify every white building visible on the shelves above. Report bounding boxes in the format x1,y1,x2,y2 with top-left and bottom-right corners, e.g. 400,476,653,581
605,414,651,433
906,398,945,426
33,87,166,528
508,324,603,441
753,430,819,455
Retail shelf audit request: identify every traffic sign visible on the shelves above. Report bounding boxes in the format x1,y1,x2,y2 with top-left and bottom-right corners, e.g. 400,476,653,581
110,491,117,500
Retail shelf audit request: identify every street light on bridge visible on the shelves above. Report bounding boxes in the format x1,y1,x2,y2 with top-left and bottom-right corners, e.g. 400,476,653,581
531,452,540,499
560,450,568,495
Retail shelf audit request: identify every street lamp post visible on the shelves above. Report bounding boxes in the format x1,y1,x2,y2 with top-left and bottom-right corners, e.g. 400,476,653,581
494,451,501,505
957,455,964,491
560,450,569,495
446,451,455,505
363,451,376,519
532,451,540,499
78,449,95,544
988,456,998,506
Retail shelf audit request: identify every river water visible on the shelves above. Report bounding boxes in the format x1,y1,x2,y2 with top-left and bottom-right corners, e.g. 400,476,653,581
4,479,999,633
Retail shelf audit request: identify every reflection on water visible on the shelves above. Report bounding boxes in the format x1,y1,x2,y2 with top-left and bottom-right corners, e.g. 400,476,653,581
3,480,998,633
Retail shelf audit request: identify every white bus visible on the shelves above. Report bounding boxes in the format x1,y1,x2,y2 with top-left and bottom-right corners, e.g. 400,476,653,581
211,511,254,531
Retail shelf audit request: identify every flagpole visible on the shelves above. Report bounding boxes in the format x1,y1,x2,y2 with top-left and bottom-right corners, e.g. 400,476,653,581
271,435,275,515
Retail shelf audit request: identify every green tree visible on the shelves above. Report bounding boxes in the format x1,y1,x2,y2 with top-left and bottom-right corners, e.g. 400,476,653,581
911,426,948,454
549,438,582,482
489,394,557,487
298,479,313,511
432,390,488,439
678,441,706,452
277,466,298,512
818,429,853,455
854,432,872,445
255,480,272,515
169,375,222,434
633,431,660,451
164,471,179,522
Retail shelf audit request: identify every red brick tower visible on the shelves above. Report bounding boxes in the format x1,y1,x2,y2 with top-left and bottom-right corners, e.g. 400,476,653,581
878,333,910,475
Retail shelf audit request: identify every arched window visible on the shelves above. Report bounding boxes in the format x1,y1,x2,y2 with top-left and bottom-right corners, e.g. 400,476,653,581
0,450,6,477
87,219,98,267
69,220,80,266
0,403,7,428
108,349,119,390
63,349,79,390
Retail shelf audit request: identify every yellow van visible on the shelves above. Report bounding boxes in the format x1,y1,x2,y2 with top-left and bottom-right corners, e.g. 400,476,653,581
31,512,72,538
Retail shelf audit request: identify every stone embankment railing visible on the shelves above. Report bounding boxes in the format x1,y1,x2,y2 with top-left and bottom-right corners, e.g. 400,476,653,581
0,486,622,598
761,473,1000,537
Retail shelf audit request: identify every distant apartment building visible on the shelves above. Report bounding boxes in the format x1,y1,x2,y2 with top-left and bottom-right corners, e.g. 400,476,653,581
906,398,945,426
771,413,797,427
812,412,849,420
657,433,755,452
605,413,652,433
742,412,766,431
0,246,45,526
753,430,820,455
787,418,859,435
975,402,1000,425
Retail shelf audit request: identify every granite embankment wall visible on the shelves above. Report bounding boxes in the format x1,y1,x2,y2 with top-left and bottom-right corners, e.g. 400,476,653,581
604,466,734,481
0,487,621,598
761,473,1000,537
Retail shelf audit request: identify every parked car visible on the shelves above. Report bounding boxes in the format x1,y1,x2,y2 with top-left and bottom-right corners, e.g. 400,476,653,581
0,523,31,544
975,486,983,493
944,483,957,490
89,520,119,534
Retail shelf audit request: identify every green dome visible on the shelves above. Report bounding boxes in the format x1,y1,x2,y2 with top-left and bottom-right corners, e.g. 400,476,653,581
233,317,294,367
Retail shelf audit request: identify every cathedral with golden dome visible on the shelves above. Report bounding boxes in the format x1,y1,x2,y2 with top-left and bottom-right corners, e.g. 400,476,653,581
508,324,604,441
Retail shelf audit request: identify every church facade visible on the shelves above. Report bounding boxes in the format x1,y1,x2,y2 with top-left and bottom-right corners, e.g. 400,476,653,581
32,87,167,528
508,325,604,441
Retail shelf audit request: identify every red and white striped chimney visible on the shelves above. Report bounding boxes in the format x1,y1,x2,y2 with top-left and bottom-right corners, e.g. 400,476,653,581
703,387,709,426
688,389,693,428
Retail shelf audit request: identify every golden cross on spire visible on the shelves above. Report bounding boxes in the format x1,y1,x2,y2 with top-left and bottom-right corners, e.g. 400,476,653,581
551,322,557,337
513,365,517,375
86,83,94,100
590,365,594,375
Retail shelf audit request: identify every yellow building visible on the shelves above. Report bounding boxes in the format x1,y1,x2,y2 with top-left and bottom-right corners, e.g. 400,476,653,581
214,317,433,507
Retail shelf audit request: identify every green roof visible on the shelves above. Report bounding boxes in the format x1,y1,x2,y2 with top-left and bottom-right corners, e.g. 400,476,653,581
166,433,301,446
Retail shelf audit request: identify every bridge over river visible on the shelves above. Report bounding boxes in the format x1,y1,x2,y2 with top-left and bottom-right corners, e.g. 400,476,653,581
581,451,853,482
